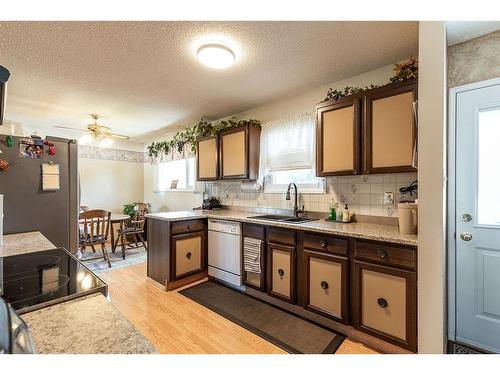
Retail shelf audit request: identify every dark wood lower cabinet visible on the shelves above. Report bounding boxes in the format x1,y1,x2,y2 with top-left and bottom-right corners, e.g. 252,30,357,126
242,223,266,291
267,242,296,303
171,231,206,281
147,218,207,291
352,260,417,352
302,249,348,324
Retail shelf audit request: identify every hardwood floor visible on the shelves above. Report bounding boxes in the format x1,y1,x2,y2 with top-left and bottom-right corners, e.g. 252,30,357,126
99,263,379,354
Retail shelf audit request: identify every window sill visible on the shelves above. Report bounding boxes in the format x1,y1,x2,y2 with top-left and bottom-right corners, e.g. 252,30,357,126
154,189,197,193
264,185,326,194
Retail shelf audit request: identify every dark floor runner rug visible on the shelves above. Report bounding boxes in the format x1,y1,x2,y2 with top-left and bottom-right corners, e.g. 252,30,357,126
179,281,345,354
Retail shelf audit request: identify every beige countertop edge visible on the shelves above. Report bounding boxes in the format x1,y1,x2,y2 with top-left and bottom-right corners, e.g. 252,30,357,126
22,293,157,354
0,231,56,257
146,210,418,247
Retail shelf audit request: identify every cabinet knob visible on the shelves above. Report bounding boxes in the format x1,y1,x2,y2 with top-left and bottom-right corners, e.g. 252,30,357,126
187,225,193,230
186,252,192,259
278,268,284,277
320,240,327,248
320,281,329,290
377,249,388,259
365,170,370,174
353,169,358,175
377,298,388,308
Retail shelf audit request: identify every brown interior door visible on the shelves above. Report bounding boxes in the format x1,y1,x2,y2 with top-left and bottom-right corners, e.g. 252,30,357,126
316,96,361,176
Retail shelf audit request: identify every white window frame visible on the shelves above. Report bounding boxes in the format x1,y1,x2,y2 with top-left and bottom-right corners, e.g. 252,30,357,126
263,167,326,194
154,157,196,193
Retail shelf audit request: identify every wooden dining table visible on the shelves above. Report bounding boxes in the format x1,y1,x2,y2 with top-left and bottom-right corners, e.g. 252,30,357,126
109,213,131,253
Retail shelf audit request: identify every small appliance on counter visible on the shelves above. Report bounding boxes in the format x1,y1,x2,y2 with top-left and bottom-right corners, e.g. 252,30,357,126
398,201,418,234
0,297,35,354
202,197,222,210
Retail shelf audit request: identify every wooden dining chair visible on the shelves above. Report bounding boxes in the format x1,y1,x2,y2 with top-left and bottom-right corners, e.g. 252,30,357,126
79,209,112,267
113,203,149,259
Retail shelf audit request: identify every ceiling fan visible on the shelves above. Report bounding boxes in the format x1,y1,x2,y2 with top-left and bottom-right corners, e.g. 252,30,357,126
54,114,130,141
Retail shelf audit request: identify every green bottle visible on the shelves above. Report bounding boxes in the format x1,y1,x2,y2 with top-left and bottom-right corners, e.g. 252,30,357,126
328,199,337,221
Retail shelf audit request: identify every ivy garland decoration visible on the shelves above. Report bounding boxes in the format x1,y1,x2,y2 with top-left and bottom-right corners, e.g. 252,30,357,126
147,118,261,159
322,57,418,102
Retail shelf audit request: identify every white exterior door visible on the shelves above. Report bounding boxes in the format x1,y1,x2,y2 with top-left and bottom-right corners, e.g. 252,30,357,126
454,81,500,352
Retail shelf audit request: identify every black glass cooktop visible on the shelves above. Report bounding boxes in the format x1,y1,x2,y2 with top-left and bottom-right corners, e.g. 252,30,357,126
0,248,107,313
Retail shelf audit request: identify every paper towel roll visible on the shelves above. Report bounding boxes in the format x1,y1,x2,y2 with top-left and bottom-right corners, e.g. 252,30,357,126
240,181,262,191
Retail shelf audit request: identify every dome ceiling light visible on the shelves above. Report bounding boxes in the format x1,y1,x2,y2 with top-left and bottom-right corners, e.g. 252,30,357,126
196,43,235,69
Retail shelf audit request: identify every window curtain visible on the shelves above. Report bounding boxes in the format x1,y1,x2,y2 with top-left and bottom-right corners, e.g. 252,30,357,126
258,111,315,185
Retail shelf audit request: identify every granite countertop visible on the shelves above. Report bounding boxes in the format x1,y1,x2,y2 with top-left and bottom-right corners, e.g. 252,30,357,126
146,209,418,246
22,293,157,354
0,231,56,257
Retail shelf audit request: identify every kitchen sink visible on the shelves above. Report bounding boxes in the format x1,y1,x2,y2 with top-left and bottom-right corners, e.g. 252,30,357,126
248,214,318,224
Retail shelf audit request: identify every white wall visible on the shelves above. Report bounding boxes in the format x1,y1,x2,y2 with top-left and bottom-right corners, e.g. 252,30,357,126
79,158,144,213
143,163,203,212
417,21,447,353
144,63,408,214
232,64,396,122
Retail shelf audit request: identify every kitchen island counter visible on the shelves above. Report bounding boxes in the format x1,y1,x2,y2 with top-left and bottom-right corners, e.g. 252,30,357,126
22,293,157,354
0,231,56,257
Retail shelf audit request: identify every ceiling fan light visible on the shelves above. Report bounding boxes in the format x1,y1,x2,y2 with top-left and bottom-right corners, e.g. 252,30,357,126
196,44,235,69
79,134,92,145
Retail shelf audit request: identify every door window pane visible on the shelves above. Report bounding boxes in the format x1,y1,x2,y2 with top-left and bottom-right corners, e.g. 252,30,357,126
477,108,500,225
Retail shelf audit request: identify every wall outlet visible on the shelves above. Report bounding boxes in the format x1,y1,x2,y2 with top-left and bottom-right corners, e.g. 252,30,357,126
384,191,394,205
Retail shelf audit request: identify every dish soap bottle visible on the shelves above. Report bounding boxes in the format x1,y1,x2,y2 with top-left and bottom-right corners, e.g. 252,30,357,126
342,204,350,223
328,199,337,221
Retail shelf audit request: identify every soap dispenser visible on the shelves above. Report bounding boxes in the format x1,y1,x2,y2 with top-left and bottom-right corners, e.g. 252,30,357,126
342,203,350,223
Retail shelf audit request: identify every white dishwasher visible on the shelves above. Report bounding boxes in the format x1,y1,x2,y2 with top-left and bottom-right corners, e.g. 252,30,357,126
208,219,242,287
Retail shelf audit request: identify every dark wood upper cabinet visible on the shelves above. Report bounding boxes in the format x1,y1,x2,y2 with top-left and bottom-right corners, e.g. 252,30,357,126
363,79,418,174
196,124,261,181
196,135,219,181
316,96,362,177
316,79,418,177
219,124,261,180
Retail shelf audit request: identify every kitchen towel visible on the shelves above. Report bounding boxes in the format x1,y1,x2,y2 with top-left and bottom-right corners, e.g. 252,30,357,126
243,236,262,273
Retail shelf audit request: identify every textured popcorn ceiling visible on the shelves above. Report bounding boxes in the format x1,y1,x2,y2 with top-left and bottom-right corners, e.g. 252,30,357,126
0,21,418,141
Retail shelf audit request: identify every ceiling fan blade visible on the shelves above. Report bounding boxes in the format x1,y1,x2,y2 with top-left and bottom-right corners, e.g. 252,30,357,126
53,125,88,133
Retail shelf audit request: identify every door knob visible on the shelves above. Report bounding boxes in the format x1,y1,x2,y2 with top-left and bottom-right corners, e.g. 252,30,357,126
460,232,473,241
377,298,388,308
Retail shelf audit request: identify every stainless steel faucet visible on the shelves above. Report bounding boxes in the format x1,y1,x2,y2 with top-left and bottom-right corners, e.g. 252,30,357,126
286,182,304,218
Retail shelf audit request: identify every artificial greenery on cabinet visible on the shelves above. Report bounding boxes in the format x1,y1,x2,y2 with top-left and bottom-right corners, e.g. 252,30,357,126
147,118,261,161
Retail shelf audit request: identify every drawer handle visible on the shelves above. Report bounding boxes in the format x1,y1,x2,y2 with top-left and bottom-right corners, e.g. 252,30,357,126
319,240,327,248
278,268,284,277
187,225,193,230
377,250,388,259
186,252,192,259
377,298,388,308
320,281,329,290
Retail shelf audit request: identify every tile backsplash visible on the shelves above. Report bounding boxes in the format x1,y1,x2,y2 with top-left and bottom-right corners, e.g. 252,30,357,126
207,172,417,218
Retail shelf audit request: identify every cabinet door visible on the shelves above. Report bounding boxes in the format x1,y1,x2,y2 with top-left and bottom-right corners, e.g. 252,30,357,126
316,96,361,176
352,261,417,352
196,136,218,181
303,249,348,323
267,242,296,303
172,231,206,280
220,127,247,179
364,80,418,174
